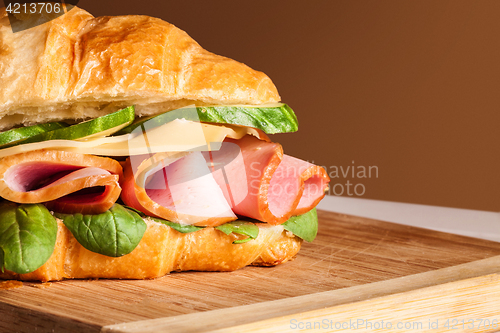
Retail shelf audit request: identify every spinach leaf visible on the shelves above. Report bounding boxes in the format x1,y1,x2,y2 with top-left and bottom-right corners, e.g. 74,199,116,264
125,205,317,244
122,205,147,217
124,205,258,242
123,206,203,234
56,204,146,257
282,208,318,242
216,221,259,244
149,217,204,234
0,203,58,274
149,217,258,244
123,207,204,234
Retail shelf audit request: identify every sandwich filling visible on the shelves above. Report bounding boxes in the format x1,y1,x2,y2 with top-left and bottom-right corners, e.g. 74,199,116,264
0,105,329,276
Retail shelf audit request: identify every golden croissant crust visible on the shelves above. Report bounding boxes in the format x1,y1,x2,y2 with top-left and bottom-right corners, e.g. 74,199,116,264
0,220,302,282
0,7,280,130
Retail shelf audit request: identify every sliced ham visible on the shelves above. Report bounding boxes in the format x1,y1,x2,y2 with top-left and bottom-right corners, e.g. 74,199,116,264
121,152,236,226
0,150,122,214
209,136,329,224
121,135,329,225
270,154,329,217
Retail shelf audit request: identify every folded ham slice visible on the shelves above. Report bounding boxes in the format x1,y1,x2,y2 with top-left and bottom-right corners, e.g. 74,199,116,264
0,150,122,214
209,136,329,224
121,135,329,225
121,152,237,226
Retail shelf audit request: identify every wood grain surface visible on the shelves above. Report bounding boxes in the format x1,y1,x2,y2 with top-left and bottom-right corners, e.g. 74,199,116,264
1,210,500,333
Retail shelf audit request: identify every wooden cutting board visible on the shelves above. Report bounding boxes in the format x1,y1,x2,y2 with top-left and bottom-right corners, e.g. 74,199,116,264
1,210,500,333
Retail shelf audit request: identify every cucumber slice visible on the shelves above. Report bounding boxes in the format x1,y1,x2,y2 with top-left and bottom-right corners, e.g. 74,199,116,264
115,103,298,135
22,106,135,144
0,122,68,148
197,104,298,134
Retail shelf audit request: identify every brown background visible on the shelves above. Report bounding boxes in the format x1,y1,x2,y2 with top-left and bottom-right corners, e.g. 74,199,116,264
78,0,500,212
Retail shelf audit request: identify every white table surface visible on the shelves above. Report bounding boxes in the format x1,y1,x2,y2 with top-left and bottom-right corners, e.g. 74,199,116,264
317,195,500,243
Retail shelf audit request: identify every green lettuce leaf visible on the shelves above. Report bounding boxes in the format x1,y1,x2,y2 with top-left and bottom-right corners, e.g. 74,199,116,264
123,207,205,234
216,221,259,244
55,204,147,257
126,206,317,244
149,217,204,234
150,216,258,244
282,208,318,242
0,203,58,274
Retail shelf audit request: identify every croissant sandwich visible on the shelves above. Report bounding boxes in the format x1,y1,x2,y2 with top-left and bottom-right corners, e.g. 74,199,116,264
0,6,330,282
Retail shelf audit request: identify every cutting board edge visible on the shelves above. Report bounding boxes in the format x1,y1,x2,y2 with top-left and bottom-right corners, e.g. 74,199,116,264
204,273,500,333
101,254,500,333
0,301,101,333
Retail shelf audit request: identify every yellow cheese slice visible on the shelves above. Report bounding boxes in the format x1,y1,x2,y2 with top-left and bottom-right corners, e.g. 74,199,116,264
0,120,266,158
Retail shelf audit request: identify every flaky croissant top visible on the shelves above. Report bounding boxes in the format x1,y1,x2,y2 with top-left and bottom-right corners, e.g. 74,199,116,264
0,7,280,130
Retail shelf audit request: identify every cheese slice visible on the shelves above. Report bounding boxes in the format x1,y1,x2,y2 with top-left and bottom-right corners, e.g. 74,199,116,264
0,120,268,158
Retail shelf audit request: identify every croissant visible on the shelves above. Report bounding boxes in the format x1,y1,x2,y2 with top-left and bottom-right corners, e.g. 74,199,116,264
0,6,279,131
0,6,324,282
0,220,302,282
